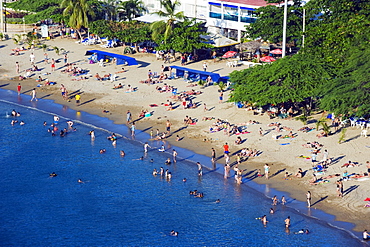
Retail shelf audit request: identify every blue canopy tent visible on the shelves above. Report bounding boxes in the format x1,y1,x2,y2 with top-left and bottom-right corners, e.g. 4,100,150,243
85,50,138,66
170,66,221,82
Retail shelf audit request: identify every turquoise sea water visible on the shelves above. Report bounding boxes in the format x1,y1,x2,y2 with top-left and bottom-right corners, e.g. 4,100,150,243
0,89,365,246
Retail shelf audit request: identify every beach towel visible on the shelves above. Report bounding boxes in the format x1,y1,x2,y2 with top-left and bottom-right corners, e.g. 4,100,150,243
280,143,290,145
297,155,311,159
190,122,197,125
235,131,250,135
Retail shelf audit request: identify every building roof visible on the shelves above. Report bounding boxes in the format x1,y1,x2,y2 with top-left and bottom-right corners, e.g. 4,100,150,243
216,0,277,7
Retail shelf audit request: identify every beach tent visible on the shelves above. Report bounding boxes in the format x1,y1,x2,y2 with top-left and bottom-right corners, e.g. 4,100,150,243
170,66,221,82
200,34,239,48
85,50,138,66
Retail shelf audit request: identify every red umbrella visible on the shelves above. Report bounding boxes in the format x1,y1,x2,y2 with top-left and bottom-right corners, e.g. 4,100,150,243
222,51,237,58
364,198,370,201
270,49,282,55
260,56,276,62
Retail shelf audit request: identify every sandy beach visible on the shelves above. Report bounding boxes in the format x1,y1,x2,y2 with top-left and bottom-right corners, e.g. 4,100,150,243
1,36,369,233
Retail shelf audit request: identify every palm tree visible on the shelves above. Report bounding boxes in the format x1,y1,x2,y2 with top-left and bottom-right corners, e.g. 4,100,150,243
102,0,119,21
150,0,184,42
119,0,146,21
60,0,95,39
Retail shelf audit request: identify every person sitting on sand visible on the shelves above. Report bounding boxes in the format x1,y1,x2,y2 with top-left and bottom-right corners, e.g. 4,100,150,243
36,76,43,83
295,168,304,178
94,73,102,81
235,136,242,145
287,131,294,138
316,131,327,138
31,65,39,72
154,132,167,140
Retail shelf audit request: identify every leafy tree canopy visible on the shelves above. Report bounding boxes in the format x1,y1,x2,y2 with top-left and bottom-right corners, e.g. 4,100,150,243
318,47,370,117
89,20,151,43
155,19,211,53
304,0,370,64
229,53,333,106
246,1,304,45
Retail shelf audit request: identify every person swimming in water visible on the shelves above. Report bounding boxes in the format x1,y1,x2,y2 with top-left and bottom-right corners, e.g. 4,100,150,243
158,145,165,152
99,149,106,154
120,150,125,157
296,229,309,234
261,215,268,226
170,230,178,236
165,158,171,165
78,179,84,183
49,172,57,177
152,169,158,176
215,199,221,203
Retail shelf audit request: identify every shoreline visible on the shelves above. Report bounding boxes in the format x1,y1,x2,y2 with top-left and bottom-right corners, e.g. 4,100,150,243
0,88,363,244
0,37,369,240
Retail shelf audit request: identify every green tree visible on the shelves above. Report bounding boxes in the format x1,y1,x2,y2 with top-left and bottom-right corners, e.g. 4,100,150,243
150,0,184,42
61,0,95,39
317,47,370,117
116,22,151,52
119,0,146,21
155,19,211,53
101,0,119,21
246,1,304,45
229,53,333,111
304,0,370,64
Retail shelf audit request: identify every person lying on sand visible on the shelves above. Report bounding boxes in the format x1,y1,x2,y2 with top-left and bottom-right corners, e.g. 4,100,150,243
113,83,123,89
116,68,125,73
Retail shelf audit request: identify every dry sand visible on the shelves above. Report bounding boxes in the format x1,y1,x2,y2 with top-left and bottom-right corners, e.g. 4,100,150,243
1,37,369,233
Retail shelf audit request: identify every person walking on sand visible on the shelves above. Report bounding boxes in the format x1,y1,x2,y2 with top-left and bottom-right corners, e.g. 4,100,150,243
166,120,172,134
75,93,81,106
264,163,270,180
15,62,20,74
51,58,56,71
126,110,132,124
131,123,136,136
30,88,38,101
219,91,223,103
17,83,21,95
30,53,35,65
64,54,68,64
202,62,208,72
306,191,311,207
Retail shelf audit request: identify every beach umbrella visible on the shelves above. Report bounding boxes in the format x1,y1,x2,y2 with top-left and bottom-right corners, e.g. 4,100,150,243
270,49,282,55
260,56,276,62
364,198,370,201
222,51,237,58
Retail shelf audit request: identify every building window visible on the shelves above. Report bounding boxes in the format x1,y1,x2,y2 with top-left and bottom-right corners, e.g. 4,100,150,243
209,3,221,19
240,7,257,23
223,5,238,21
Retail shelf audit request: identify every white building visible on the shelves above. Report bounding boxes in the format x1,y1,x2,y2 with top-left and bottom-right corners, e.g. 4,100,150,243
140,0,274,42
